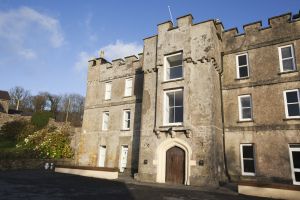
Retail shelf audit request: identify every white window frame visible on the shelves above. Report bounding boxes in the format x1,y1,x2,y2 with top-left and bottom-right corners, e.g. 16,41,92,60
236,53,250,79
238,95,253,121
289,144,300,185
102,111,109,131
104,82,112,100
122,109,131,130
278,44,296,72
164,52,183,81
163,88,184,125
124,78,133,97
240,144,256,176
283,89,300,119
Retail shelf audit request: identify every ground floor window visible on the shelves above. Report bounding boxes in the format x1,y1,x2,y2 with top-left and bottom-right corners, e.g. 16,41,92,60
240,144,255,176
289,144,300,185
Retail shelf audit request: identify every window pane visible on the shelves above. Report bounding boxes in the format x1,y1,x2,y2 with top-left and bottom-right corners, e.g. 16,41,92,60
286,92,298,103
238,55,247,66
126,120,130,128
283,59,294,71
292,151,300,168
168,93,174,107
288,104,300,116
295,172,300,182
243,146,254,158
175,107,183,123
241,97,251,107
243,160,255,173
127,111,131,120
169,59,182,67
239,66,248,78
242,108,252,119
281,47,292,58
175,91,183,106
169,108,174,123
169,66,182,79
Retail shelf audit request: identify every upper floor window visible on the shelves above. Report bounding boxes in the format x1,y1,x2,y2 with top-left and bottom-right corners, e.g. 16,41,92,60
164,89,183,125
278,45,296,72
236,53,249,79
102,111,109,131
238,95,252,121
124,78,133,97
284,89,300,118
164,52,183,81
122,110,131,130
240,144,256,176
104,82,112,100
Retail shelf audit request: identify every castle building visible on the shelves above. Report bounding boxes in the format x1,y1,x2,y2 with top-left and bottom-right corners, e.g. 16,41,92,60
77,12,300,186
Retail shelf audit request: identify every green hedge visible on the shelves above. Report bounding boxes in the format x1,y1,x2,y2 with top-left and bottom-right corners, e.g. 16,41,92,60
31,111,53,129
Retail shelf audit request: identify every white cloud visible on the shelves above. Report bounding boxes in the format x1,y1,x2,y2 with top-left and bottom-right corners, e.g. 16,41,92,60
74,40,143,71
85,13,98,42
75,51,91,71
0,6,64,59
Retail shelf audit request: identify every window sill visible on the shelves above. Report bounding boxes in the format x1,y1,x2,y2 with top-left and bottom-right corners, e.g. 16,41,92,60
237,119,254,123
235,77,249,81
241,173,256,177
104,99,111,101
283,117,300,121
160,124,183,128
162,78,184,84
278,70,298,75
123,95,132,98
120,129,131,131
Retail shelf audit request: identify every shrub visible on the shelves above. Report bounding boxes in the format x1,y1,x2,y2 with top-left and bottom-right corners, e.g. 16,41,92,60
0,120,28,141
18,126,74,159
31,111,53,129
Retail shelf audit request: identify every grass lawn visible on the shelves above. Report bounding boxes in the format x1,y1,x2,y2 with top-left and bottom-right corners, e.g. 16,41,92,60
0,138,17,150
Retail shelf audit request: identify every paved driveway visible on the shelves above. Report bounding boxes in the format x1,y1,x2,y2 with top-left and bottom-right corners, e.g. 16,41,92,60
0,170,271,200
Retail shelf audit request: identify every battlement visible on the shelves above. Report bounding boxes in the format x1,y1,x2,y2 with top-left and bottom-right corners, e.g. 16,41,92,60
222,11,300,52
223,11,300,39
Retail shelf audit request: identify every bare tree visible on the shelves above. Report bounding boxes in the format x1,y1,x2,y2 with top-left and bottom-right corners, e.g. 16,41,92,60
47,93,61,118
9,86,31,111
32,92,48,112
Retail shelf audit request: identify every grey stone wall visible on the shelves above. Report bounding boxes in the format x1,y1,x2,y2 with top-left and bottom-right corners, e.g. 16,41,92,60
77,55,143,174
137,15,225,186
222,13,300,183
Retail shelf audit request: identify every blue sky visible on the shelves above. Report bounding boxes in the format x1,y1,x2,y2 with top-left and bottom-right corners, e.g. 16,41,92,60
0,0,299,96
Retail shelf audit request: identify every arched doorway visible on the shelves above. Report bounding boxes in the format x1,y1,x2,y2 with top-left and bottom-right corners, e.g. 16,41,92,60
156,138,192,185
166,146,185,184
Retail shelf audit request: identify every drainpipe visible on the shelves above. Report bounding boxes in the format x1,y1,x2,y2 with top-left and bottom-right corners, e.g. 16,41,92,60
154,36,159,130
219,51,231,182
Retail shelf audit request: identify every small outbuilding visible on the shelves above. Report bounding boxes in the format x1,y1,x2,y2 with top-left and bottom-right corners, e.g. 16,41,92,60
0,90,10,113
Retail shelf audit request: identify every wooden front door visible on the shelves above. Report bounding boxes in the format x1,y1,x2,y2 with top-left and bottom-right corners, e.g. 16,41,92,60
165,146,185,184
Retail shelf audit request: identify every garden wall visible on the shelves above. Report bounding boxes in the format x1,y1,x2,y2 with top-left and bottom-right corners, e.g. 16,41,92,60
0,159,75,170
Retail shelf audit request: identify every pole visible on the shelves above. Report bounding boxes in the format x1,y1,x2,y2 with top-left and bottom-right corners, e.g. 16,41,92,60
65,98,70,123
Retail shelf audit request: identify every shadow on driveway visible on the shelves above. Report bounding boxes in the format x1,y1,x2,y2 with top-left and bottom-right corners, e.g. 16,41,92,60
0,170,272,200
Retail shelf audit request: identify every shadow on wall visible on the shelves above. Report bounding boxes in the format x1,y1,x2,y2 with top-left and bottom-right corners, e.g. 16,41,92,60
131,67,144,176
226,146,239,180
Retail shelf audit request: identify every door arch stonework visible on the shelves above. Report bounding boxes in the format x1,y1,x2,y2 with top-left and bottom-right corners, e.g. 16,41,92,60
156,138,192,185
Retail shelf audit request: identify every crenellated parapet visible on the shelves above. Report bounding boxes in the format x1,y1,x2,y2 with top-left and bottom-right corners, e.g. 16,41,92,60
222,12,300,53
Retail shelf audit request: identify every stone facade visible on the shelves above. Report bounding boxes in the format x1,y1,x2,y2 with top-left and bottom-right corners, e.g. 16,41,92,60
77,12,300,186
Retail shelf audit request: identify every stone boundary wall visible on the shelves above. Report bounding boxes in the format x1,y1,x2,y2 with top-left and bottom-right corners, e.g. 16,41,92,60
0,159,75,171
0,113,30,128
